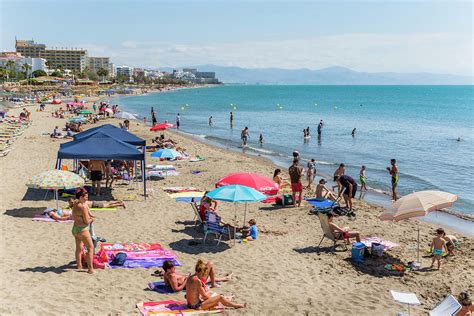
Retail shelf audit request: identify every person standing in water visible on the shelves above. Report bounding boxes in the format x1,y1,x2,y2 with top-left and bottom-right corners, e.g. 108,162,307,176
387,159,398,201
352,128,356,137
151,109,157,126
303,129,307,138
259,133,264,145
359,165,367,191
241,127,249,146
208,116,213,126
230,111,234,128
176,113,181,129
317,120,324,135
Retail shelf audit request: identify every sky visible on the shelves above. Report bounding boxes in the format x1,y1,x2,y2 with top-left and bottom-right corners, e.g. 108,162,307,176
0,0,472,75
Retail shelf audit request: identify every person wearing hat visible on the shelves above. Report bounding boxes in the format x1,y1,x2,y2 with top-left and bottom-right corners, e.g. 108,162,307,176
316,178,337,200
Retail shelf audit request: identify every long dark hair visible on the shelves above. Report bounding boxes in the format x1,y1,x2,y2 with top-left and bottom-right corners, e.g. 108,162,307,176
273,169,281,178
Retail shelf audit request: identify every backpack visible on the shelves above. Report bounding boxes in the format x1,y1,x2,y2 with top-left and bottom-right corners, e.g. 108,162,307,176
111,252,127,266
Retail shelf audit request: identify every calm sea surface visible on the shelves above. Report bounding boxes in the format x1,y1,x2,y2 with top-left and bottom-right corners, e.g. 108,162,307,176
112,85,474,216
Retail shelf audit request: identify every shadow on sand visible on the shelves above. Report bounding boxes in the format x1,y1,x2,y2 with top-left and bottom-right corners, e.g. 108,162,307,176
344,252,410,277
19,261,77,274
3,207,45,218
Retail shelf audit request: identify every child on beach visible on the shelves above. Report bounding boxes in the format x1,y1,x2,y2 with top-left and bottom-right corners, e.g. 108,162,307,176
430,228,449,270
247,219,259,240
441,231,459,255
359,165,367,191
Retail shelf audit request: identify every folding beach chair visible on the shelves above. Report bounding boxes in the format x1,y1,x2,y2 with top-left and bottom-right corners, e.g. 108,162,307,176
429,295,461,316
190,201,204,227
203,212,230,245
316,212,347,251
306,198,338,214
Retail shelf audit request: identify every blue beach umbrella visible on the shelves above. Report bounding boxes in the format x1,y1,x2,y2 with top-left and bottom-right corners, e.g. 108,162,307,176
206,185,266,242
206,184,266,202
150,148,182,159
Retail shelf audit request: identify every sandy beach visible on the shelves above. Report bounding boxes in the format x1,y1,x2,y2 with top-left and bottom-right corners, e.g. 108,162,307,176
0,103,473,315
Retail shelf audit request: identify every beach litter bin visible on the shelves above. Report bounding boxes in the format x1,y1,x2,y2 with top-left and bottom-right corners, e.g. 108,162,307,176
352,242,366,263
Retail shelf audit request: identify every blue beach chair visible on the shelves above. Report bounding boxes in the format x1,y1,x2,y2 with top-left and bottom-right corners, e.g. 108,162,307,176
203,211,230,245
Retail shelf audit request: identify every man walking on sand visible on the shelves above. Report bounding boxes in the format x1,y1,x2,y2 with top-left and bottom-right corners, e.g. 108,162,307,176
387,159,398,201
89,160,106,196
289,159,304,207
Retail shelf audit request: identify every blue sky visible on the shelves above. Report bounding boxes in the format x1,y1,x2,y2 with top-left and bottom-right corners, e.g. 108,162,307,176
1,0,472,75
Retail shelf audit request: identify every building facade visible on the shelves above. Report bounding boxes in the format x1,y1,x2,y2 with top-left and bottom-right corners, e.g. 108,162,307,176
15,39,87,72
0,52,47,75
88,57,110,74
116,66,134,82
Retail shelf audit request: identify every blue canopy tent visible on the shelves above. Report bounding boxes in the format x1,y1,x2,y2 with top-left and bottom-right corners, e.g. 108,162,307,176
74,124,146,146
57,131,147,199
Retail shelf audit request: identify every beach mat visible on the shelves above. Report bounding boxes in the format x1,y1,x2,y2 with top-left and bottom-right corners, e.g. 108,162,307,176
384,264,410,272
175,197,202,203
361,237,400,250
101,243,180,269
167,192,205,199
111,258,181,269
163,187,201,193
137,300,222,315
32,215,72,222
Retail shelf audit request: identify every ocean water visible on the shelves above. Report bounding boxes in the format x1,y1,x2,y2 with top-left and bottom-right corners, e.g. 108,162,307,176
112,85,474,216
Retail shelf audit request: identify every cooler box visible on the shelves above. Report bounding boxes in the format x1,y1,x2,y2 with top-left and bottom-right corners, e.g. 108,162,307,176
352,242,366,263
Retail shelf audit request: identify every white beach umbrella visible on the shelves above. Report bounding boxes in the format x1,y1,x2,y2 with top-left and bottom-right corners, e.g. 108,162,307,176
379,190,458,263
114,111,138,120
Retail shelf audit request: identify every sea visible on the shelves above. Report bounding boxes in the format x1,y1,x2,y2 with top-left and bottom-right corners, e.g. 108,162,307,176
111,85,474,230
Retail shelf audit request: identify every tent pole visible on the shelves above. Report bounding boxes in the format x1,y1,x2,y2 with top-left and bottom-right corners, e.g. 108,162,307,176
243,202,248,226
55,189,59,210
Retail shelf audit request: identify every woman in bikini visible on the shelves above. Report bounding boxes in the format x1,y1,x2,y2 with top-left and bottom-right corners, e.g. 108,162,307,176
71,188,95,274
185,259,245,311
273,169,289,189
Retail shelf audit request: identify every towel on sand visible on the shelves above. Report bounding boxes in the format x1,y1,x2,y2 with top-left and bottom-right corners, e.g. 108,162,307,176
361,237,400,250
167,192,205,199
137,300,222,315
33,215,72,222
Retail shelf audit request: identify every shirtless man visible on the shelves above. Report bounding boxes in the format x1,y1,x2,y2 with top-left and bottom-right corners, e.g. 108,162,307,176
185,259,245,311
387,159,398,201
105,160,115,188
315,179,337,200
332,163,345,193
89,160,106,196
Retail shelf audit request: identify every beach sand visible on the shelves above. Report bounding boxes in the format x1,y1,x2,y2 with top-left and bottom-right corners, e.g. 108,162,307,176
0,104,473,315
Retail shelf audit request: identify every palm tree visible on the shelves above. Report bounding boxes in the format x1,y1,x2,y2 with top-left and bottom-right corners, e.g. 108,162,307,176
45,60,53,73
22,63,32,85
96,68,109,82
0,66,7,81
5,60,16,81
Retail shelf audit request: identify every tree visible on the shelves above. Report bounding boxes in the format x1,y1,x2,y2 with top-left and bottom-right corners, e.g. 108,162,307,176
5,60,16,81
87,71,98,81
45,60,53,70
0,66,7,81
32,69,47,78
22,63,32,76
96,68,109,82
51,70,63,77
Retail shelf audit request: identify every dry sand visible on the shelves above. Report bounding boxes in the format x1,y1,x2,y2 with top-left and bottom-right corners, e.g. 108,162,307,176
0,104,473,315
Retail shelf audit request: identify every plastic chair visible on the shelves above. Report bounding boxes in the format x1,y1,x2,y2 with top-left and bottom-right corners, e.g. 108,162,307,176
317,212,347,251
203,212,230,245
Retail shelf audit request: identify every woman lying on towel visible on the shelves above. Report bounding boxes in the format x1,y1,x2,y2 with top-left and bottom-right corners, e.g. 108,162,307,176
44,207,72,221
185,259,245,310
327,213,361,244
151,259,233,292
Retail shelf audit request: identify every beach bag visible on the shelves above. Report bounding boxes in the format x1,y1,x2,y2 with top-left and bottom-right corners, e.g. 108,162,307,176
371,243,384,257
111,252,127,266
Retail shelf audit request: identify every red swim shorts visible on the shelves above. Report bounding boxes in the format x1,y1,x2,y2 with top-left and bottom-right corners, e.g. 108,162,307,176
291,183,303,193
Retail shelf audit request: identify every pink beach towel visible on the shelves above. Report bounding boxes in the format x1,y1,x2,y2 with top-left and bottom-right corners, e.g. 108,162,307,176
32,215,72,223
361,237,400,250
137,300,223,315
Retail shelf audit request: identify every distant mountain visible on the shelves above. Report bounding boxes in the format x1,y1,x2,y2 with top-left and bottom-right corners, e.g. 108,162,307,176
159,65,473,85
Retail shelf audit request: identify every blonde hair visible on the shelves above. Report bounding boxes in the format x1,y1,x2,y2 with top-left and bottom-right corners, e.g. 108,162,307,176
195,259,208,274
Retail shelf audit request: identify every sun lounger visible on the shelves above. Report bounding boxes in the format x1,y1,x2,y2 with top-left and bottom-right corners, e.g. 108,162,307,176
429,295,461,316
390,290,421,316
190,202,204,227
316,212,347,251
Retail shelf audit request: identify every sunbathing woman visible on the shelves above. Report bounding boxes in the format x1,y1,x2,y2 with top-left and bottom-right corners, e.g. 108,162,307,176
44,207,72,221
71,188,95,274
273,169,289,188
327,213,361,244
185,259,245,311
68,198,125,209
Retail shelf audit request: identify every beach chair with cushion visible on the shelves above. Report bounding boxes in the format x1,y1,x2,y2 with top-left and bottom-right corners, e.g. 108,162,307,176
429,295,461,316
203,211,230,245
190,202,204,227
317,212,348,251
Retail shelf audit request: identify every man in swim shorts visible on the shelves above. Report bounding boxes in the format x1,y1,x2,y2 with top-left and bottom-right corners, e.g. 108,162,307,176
241,127,249,146
387,159,398,201
337,174,358,210
289,159,304,207
89,160,106,196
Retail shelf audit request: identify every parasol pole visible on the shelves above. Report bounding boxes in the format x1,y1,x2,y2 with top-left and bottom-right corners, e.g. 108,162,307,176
243,202,248,226
417,225,420,263
234,203,237,246
55,189,59,210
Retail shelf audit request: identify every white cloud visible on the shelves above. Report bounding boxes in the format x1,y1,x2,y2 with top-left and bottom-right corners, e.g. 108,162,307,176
104,33,473,75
